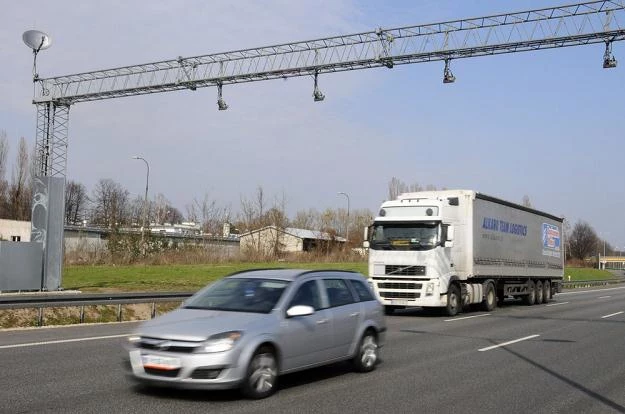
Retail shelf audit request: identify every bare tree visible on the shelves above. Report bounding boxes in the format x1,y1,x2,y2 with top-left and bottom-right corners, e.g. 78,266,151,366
349,208,375,246
8,137,31,220
387,177,434,200
521,195,532,208
291,208,317,230
568,220,599,260
0,130,8,218
186,193,231,235
90,179,129,228
65,180,89,224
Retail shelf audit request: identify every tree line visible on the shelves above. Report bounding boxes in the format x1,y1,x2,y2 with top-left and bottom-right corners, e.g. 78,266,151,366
0,130,617,259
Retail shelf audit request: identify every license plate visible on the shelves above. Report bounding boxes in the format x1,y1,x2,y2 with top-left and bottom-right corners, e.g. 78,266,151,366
141,354,181,370
388,299,410,306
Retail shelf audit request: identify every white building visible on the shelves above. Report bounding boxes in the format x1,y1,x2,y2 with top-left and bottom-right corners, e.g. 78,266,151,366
239,226,345,255
0,219,31,242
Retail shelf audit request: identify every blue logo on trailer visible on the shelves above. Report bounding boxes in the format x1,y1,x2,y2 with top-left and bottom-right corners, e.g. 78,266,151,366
542,223,560,250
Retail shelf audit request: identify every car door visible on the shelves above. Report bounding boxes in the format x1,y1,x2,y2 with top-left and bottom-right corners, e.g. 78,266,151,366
279,279,333,372
323,278,361,358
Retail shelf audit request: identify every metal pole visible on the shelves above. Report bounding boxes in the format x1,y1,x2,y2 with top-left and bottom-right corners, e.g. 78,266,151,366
132,156,150,246
337,192,350,243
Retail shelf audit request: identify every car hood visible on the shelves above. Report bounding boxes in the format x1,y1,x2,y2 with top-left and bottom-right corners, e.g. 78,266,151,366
135,308,275,342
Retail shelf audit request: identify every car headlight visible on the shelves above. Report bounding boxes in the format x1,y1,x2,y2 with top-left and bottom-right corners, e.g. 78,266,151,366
127,335,141,344
197,331,243,353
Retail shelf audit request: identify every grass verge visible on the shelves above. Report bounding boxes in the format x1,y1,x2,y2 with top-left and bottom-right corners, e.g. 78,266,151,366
63,262,369,292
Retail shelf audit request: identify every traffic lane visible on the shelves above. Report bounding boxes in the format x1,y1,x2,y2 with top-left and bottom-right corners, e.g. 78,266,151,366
0,320,141,346
1,294,624,413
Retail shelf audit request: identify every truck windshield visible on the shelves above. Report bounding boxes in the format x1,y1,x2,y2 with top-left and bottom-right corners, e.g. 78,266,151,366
370,221,440,251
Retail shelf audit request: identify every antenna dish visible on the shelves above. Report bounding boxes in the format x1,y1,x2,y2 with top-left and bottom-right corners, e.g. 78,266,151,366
22,30,52,51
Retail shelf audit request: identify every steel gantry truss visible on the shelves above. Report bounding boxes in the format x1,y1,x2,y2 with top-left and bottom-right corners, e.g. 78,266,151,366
30,1,624,290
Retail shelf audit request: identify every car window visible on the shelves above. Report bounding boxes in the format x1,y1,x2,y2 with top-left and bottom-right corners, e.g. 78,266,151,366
349,279,375,302
323,279,355,307
183,278,289,313
288,280,322,310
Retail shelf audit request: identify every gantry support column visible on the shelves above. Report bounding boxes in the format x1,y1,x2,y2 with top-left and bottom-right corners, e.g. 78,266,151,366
31,102,69,291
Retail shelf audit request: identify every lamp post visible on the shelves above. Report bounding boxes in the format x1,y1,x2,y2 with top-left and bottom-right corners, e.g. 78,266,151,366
132,156,150,245
337,192,350,244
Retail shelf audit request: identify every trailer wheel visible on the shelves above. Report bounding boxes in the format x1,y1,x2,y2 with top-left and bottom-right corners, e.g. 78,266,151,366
481,282,496,312
446,284,461,316
542,280,551,303
535,280,544,304
523,280,536,305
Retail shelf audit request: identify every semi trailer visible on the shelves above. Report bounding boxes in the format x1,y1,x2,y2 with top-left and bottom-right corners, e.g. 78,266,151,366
364,190,563,316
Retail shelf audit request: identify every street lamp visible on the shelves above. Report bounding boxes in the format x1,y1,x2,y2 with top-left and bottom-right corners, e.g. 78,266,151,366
132,156,150,244
337,192,350,243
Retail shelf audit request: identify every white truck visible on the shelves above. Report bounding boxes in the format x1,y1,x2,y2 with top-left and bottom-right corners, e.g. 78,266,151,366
364,190,563,316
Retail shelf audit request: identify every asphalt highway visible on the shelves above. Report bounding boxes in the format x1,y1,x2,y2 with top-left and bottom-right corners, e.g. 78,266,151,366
1,286,624,414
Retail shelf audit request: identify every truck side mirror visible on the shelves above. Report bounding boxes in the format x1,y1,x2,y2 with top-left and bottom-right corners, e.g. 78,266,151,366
363,226,369,241
363,241,370,248
446,225,454,241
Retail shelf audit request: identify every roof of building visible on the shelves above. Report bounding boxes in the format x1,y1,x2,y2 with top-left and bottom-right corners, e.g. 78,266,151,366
240,226,345,242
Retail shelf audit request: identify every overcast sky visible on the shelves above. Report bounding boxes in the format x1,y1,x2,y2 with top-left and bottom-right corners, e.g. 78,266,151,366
2,1,624,248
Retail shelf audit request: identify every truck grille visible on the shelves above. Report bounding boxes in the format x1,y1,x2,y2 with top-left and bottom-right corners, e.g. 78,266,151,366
380,291,420,299
385,265,426,276
378,282,422,290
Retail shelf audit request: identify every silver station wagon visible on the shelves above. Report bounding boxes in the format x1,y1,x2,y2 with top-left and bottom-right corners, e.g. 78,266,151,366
125,269,386,398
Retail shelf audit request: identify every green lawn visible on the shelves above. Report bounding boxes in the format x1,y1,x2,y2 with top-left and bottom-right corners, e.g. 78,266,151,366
62,263,615,292
563,267,616,282
63,262,368,292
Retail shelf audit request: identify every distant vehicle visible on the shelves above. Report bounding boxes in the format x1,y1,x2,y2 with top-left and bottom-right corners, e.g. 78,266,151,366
365,190,564,316
125,269,386,398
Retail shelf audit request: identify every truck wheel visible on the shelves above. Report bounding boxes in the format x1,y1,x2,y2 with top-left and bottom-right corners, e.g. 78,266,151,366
542,280,551,303
523,280,536,306
535,280,544,304
384,306,397,315
446,285,461,316
481,282,496,312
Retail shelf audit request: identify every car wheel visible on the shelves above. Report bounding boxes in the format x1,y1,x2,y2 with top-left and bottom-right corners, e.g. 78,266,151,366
241,346,278,399
353,330,379,373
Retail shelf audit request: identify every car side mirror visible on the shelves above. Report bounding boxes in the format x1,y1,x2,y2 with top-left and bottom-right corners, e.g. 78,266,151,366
286,305,315,317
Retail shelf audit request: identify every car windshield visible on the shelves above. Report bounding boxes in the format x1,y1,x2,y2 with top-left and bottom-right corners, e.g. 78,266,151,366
370,221,440,251
183,278,290,313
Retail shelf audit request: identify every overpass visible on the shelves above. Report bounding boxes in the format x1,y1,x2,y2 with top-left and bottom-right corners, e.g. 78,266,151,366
598,256,625,270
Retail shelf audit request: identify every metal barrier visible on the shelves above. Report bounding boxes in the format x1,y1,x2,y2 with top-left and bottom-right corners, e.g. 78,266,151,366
0,291,194,326
561,279,625,289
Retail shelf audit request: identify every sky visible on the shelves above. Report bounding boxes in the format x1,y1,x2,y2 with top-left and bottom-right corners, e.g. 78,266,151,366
1,1,624,249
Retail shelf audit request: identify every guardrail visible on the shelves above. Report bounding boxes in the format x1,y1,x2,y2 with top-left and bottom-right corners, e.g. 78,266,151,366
1,279,623,327
0,291,194,326
561,279,624,289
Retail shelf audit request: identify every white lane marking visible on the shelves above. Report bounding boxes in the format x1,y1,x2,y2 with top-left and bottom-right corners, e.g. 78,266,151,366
601,311,624,319
444,314,490,322
598,296,611,299
559,286,625,295
546,301,569,307
478,334,540,352
0,334,129,350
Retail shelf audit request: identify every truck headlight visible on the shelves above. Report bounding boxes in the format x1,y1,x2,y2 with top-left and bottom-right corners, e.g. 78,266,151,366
197,331,243,353
425,283,434,296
